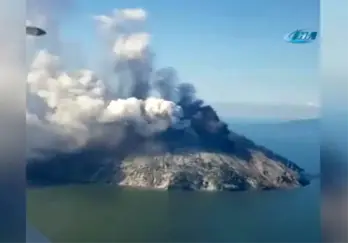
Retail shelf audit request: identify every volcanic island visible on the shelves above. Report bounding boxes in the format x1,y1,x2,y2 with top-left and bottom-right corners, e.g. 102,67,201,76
27,99,310,191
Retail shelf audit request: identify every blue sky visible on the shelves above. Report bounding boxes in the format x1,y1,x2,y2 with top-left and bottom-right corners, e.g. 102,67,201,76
58,0,319,108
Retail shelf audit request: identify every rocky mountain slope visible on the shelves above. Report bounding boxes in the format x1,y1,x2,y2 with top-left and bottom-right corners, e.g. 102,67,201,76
115,131,308,190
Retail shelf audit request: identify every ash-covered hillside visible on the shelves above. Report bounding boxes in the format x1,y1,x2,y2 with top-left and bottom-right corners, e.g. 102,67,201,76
127,101,310,190
26,9,310,191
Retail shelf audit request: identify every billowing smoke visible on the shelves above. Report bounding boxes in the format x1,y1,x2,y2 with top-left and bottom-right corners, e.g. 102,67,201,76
26,7,233,161
27,8,184,159
94,9,153,100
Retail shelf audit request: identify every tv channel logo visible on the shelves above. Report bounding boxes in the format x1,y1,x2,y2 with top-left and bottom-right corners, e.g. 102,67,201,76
284,29,318,44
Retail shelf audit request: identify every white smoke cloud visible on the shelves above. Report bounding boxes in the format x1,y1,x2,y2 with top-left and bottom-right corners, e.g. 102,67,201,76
94,8,150,61
26,8,183,159
94,9,153,99
95,8,147,33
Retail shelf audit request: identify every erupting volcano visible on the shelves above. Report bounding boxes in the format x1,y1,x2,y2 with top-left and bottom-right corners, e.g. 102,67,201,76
26,9,310,191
